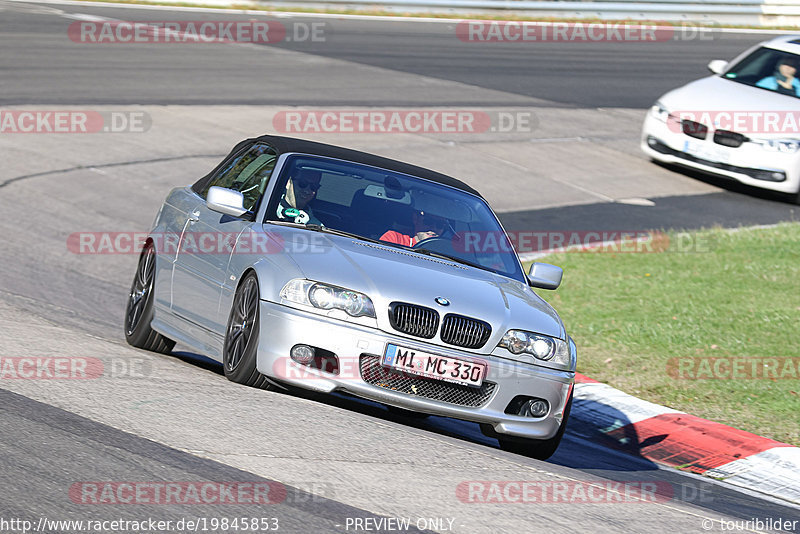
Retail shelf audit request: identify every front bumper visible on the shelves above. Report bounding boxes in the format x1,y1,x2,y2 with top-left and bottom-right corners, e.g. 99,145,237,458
257,300,573,440
641,113,800,195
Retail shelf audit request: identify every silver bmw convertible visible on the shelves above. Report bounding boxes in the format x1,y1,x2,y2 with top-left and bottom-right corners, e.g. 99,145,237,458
125,135,576,460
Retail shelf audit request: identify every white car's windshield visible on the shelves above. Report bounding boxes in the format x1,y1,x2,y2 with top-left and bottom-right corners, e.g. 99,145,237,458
724,46,800,98
265,155,525,282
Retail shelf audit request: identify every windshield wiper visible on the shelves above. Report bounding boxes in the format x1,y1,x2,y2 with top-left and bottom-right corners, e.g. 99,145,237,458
266,221,385,245
412,247,486,271
305,224,382,243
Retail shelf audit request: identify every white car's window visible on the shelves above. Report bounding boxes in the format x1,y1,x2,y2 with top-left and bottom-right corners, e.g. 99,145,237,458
265,155,525,282
724,47,800,98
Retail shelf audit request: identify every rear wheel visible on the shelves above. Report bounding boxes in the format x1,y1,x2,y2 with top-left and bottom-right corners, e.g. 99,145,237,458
497,392,573,461
124,243,175,354
223,272,274,390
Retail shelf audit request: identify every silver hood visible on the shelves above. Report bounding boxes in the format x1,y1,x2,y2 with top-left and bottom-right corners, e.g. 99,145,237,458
266,226,565,348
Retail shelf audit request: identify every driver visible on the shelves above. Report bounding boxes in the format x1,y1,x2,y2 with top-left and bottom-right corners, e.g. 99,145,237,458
756,57,800,96
276,168,323,225
380,210,446,246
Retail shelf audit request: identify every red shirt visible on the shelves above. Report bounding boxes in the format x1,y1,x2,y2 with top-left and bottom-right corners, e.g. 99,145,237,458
379,230,415,247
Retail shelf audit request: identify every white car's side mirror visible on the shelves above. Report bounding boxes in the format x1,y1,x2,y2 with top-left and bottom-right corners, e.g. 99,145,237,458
527,262,563,290
206,186,248,217
707,60,728,75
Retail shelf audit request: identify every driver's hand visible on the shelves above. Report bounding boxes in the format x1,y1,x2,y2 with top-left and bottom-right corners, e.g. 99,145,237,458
415,231,438,242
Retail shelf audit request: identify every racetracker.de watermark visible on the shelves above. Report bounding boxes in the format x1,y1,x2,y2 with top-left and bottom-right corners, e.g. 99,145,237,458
456,230,715,254
271,355,490,383
0,110,151,133
272,110,537,134
0,357,152,379
667,357,800,380
68,20,327,44
69,482,287,505
668,110,800,135
68,230,714,255
455,21,717,42
456,480,675,503
67,231,327,255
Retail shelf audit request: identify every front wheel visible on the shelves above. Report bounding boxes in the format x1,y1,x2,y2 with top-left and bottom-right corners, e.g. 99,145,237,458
497,392,573,461
223,272,274,390
124,243,175,354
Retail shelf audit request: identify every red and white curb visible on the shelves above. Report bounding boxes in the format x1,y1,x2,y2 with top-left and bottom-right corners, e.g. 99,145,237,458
571,374,800,505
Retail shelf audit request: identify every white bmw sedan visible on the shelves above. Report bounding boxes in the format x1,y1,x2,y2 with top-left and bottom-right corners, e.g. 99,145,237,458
642,35,800,203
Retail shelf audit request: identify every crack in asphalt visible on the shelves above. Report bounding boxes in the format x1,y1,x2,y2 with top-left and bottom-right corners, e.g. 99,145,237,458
0,154,223,189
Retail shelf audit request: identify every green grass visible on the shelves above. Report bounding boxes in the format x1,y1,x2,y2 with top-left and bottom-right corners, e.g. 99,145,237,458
528,223,800,446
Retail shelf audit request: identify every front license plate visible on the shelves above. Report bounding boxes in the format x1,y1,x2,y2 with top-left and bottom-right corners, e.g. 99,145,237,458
683,139,731,164
382,344,486,387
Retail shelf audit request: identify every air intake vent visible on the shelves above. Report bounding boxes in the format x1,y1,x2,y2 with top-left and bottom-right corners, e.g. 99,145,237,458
713,129,746,148
441,314,492,349
360,355,496,407
682,119,708,139
388,303,439,339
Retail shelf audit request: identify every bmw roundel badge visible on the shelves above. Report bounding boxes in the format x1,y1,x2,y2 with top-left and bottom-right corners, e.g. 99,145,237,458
435,297,450,306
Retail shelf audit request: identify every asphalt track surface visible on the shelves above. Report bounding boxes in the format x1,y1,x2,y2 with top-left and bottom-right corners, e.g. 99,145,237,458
1,2,800,533
0,3,776,108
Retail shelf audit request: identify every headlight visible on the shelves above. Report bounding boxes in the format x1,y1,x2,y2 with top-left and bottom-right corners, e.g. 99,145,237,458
752,138,800,153
649,101,672,123
280,279,376,318
498,330,572,369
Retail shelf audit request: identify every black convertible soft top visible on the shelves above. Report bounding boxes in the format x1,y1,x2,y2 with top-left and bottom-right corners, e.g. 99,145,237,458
196,134,482,198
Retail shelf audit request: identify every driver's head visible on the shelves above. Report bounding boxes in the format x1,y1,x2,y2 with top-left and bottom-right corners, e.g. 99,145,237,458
286,168,322,209
412,210,446,240
778,57,799,77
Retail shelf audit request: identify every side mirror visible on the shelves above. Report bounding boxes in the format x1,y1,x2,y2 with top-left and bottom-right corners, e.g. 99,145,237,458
527,262,563,290
707,60,728,75
207,186,247,217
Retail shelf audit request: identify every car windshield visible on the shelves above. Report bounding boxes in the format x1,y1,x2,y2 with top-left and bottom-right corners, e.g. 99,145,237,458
723,46,800,98
264,154,525,282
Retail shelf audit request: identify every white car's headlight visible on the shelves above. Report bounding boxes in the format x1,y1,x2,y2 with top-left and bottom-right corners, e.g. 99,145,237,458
280,279,376,318
649,101,672,123
498,329,572,369
752,138,800,153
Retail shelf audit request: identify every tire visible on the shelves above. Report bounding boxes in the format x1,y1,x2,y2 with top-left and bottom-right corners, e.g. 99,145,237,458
124,243,176,354
497,392,573,461
222,272,274,390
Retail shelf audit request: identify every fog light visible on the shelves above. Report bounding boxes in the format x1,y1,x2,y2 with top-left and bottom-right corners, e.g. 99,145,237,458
290,345,315,366
520,399,549,418
752,170,786,182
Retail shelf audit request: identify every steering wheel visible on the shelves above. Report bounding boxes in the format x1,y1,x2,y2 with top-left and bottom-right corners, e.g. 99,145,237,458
412,236,451,250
